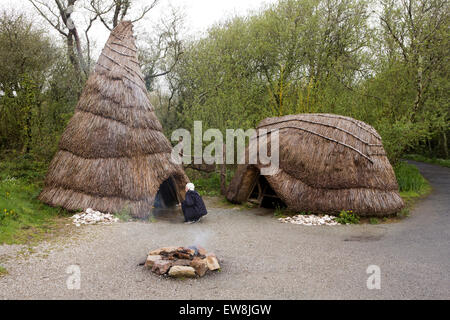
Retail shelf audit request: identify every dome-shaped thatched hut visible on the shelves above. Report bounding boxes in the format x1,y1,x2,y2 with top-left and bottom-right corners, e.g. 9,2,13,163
39,21,188,218
226,114,404,216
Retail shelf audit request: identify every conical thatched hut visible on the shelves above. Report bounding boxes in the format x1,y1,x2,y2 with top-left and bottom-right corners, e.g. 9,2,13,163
39,21,189,218
226,114,404,216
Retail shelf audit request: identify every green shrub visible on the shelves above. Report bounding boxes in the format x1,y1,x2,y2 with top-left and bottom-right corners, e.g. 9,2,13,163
0,154,47,182
335,210,360,224
369,218,379,225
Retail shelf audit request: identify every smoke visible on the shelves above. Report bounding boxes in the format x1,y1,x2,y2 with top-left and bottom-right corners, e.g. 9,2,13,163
185,228,212,247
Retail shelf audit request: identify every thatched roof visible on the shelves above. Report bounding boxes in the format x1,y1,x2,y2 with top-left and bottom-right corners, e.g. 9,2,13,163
226,114,404,216
39,21,188,218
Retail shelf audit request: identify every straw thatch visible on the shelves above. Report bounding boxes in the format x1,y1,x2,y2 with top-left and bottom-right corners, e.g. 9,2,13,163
39,21,188,218
226,114,404,216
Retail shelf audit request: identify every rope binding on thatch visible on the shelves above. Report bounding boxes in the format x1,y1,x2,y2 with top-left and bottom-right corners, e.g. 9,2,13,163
106,44,136,57
96,61,147,93
258,118,383,147
111,41,137,53
310,114,381,140
251,126,375,164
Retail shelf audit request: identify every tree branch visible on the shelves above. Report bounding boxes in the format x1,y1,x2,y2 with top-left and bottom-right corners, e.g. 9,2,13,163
28,0,68,36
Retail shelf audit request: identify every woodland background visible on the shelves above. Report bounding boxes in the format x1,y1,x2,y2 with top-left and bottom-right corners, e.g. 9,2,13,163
0,0,448,177
0,0,448,241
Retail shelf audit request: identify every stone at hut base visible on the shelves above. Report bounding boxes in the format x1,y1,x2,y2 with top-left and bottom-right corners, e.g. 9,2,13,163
205,256,220,271
144,255,162,268
168,266,196,278
152,260,172,275
190,258,208,277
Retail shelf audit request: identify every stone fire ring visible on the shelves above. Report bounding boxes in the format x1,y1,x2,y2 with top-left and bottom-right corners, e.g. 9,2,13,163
145,246,221,278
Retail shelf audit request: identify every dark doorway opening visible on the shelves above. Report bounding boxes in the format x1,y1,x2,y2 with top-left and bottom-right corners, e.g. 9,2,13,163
154,176,179,208
248,175,286,209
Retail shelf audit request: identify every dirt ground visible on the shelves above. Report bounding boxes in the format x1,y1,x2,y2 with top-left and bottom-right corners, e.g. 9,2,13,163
0,161,448,300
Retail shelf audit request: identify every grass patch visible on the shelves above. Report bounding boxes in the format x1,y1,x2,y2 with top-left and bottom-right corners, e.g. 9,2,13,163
0,265,8,277
403,154,450,168
273,205,285,218
273,206,298,218
115,206,132,222
0,155,71,245
395,161,431,194
213,196,238,209
296,211,313,216
241,202,258,210
394,161,432,219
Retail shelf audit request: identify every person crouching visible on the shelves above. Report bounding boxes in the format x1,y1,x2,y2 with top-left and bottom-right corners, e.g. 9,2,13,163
181,183,207,224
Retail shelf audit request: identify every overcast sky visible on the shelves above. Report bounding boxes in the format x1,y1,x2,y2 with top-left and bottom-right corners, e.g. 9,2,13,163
0,0,276,60
0,0,275,37
166,0,275,34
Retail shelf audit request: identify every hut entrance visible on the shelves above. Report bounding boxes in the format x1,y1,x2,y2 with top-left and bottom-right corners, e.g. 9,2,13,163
248,175,286,209
154,176,180,208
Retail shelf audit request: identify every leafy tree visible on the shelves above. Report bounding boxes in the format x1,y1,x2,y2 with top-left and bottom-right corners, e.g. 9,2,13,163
372,0,450,159
0,11,55,153
155,0,448,163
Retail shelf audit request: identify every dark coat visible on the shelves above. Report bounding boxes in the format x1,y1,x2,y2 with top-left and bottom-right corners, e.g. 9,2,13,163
182,190,207,222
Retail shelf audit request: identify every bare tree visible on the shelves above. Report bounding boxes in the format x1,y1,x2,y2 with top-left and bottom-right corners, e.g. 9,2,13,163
139,7,185,90
28,0,160,80
29,0,89,79
87,0,159,30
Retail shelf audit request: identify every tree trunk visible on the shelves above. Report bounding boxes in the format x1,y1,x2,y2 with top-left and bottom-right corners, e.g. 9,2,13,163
443,131,449,158
412,55,423,120
220,143,227,195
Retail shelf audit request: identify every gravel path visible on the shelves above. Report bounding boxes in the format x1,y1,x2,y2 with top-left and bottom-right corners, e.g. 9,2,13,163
0,161,449,300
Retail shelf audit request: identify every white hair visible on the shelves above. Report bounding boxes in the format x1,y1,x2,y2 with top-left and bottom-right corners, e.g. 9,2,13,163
186,183,195,191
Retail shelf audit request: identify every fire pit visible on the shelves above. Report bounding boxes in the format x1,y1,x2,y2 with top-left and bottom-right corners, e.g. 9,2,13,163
145,246,220,278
